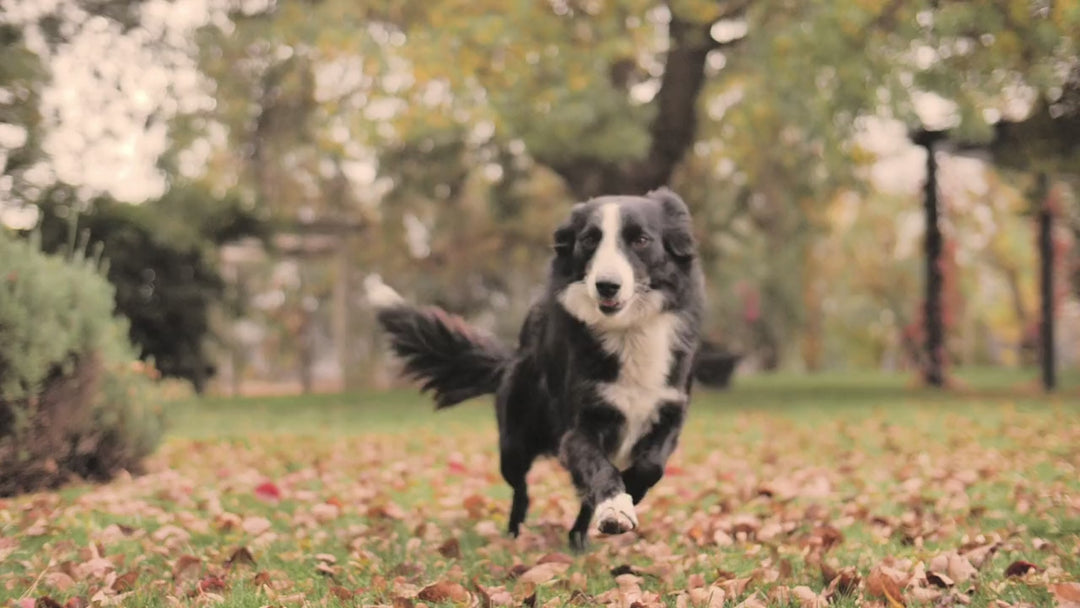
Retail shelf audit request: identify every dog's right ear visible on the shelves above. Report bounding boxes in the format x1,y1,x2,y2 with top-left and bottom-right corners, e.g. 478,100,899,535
552,203,586,257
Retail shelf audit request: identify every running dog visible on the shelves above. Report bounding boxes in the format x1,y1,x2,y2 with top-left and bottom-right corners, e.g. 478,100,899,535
369,188,704,551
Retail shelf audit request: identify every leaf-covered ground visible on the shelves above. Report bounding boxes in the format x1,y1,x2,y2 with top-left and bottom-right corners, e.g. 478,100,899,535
2,373,1079,607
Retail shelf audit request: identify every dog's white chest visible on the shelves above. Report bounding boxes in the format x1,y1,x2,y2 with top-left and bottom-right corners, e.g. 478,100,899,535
596,313,684,470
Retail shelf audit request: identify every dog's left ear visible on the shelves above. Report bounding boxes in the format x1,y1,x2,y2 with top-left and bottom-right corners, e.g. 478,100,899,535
648,187,696,261
552,203,586,257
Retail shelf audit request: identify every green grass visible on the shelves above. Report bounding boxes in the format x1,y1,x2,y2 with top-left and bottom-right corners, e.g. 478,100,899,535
2,369,1079,607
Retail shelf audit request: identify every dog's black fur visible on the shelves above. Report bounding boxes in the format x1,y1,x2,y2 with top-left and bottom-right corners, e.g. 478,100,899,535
373,188,704,550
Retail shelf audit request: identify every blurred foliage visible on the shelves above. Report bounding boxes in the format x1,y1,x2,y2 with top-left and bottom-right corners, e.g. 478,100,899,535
28,182,265,392
0,228,164,496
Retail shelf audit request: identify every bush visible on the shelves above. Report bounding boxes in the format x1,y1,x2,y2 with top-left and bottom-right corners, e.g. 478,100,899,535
0,229,165,496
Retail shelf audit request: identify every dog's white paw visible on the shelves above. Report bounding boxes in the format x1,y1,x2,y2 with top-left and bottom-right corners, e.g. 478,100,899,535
593,493,637,535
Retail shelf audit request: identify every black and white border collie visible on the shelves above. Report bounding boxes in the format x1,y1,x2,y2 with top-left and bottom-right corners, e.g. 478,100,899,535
369,188,704,551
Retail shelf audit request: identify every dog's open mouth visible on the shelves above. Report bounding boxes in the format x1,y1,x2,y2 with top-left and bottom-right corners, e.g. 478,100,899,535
598,299,623,315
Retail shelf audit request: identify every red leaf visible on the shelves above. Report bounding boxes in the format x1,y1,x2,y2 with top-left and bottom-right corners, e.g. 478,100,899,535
1003,560,1039,577
254,481,281,502
665,465,685,476
448,461,467,474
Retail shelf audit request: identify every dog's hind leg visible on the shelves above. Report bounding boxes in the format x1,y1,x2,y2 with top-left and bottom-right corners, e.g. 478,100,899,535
500,447,534,537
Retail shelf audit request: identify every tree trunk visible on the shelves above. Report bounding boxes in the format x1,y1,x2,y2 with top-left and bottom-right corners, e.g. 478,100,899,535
1036,172,1056,392
544,9,743,199
913,129,947,388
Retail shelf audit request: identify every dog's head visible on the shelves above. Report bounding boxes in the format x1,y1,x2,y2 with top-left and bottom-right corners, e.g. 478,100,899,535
551,188,698,329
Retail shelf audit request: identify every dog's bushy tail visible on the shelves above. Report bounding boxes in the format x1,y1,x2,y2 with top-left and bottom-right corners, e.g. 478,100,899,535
367,277,512,409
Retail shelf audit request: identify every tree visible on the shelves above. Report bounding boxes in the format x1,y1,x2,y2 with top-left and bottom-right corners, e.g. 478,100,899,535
29,183,264,392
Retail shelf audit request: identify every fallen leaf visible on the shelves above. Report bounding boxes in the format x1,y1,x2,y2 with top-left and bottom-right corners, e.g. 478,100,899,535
225,547,256,568
438,538,461,559
110,571,138,592
241,516,272,536
330,585,355,600
1003,560,1039,578
824,566,860,598
172,555,201,582
947,553,978,584
418,581,471,603
517,562,569,585
791,586,826,608
1050,582,1080,607
35,598,62,608
537,553,574,565
254,481,281,502
926,571,954,588
867,565,906,607
194,575,227,595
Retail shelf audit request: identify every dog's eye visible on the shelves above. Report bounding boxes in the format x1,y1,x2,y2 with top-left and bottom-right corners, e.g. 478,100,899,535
580,233,600,249
630,234,651,249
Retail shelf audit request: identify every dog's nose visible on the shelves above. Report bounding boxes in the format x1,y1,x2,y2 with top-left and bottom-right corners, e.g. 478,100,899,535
595,280,621,299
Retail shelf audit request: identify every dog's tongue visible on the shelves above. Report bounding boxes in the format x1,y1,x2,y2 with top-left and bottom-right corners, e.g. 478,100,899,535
600,298,619,308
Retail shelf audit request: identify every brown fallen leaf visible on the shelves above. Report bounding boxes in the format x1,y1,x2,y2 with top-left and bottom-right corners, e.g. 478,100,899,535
193,575,227,596
418,581,471,603
251,571,272,587
1050,582,1080,608
506,564,530,580
35,597,62,608
438,538,461,559
824,566,860,598
392,597,415,608
947,553,978,584
867,565,906,608
240,516,272,536
517,562,569,585
110,571,138,592
961,542,1000,569
537,552,575,565
790,586,826,608
330,585,355,600
926,571,954,588
1003,560,1039,578
171,555,201,582
62,598,87,608
43,572,75,592
225,547,256,568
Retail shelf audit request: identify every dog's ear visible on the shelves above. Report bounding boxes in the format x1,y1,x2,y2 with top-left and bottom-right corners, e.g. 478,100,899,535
552,203,586,257
648,187,696,261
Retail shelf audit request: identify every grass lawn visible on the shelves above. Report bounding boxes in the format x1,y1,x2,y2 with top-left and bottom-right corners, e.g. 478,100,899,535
1,370,1079,607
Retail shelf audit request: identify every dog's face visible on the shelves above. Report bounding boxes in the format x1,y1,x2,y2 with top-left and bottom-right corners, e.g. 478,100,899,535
552,188,697,330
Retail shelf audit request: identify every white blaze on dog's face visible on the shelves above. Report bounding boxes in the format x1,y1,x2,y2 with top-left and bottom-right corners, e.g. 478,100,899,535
585,202,636,313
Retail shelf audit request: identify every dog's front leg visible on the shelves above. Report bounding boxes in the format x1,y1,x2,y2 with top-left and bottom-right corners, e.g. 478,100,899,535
623,402,684,504
559,428,636,551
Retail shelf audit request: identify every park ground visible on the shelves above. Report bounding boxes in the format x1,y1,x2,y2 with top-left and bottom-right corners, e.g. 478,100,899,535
1,370,1079,607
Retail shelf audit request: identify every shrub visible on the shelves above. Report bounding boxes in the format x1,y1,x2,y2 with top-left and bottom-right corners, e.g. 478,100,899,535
0,229,165,496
